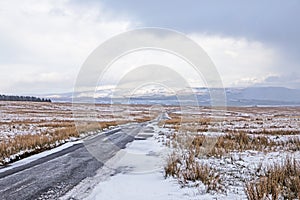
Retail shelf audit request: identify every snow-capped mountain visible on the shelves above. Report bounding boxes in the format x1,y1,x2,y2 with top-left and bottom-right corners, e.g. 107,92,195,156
40,87,300,106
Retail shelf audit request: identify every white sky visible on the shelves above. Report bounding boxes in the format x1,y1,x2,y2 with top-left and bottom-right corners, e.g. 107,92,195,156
0,0,298,95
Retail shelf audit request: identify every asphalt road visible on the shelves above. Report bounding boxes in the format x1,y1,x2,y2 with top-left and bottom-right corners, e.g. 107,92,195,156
0,123,146,200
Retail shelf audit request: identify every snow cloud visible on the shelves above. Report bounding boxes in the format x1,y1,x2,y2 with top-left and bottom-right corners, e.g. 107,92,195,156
0,0,133,94
189,34,280,88
0,0,299,95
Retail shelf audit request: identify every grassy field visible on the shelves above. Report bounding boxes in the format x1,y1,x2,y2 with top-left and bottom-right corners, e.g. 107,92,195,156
1,101,300,198
0,101,158,165
161,106,300,199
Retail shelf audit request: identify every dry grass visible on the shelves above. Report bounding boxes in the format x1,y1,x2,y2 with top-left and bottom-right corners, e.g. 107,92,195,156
168,132,300,159
0,121,124,164
164,116,211,125
259,129,300,136
212,132,274,153
164,107,300,137
0,101,159,165
163,116,211,132
245,157,300,200
134,117,153,123
164,151,223,193
164,132,300,196
0,117,153,165
161,107,300,196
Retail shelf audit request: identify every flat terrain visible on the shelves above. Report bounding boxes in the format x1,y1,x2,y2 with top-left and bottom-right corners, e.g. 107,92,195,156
0,101,299,199
0,101,160,165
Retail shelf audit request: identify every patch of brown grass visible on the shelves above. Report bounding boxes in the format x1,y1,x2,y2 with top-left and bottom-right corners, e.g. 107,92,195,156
164,150,223,193
134,117,153,123
168,131,300,159
245,157,300,200
0,120,130,165
260,129,300,136
212,132,274,153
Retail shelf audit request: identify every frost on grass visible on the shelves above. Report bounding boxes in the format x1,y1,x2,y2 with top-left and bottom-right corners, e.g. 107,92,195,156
161,107,300,199
164,150,223,193
246,157,300,200
0,101,160,165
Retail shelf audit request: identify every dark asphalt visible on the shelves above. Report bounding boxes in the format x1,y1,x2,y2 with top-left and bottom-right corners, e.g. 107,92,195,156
0,123,145,200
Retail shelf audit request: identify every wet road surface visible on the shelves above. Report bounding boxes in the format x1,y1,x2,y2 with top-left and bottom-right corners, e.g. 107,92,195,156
0,123,146,200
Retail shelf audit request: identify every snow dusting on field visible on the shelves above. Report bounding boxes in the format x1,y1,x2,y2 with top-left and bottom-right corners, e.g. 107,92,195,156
1,101,300,199
62,106,300,199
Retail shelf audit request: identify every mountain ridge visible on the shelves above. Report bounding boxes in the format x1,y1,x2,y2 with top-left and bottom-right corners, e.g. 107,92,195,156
39,86,300,106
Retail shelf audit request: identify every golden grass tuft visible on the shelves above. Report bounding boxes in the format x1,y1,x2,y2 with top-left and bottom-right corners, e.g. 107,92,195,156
164,150,223,192
245,157,300,200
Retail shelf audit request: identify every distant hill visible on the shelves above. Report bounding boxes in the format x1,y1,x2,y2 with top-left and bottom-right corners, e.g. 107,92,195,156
225,87,300,106
0,94,51,103
40,87,300,106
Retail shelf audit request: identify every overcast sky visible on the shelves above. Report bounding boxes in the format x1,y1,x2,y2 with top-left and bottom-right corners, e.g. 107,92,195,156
0,0,299,95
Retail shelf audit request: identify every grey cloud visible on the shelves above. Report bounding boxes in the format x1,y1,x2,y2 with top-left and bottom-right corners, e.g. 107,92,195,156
257,74,300,89
100,0,300,73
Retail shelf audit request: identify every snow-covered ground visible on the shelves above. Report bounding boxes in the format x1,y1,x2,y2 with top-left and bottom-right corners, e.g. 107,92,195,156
61,106,300,199
60,122,299,200
0,101,170,165
62,123,208,200
1,102,300,199
0,101,158,140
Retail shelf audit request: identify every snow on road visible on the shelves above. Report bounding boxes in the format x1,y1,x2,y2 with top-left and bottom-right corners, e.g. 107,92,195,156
62,121,300,200
82,124,202,200
62,124,235,200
